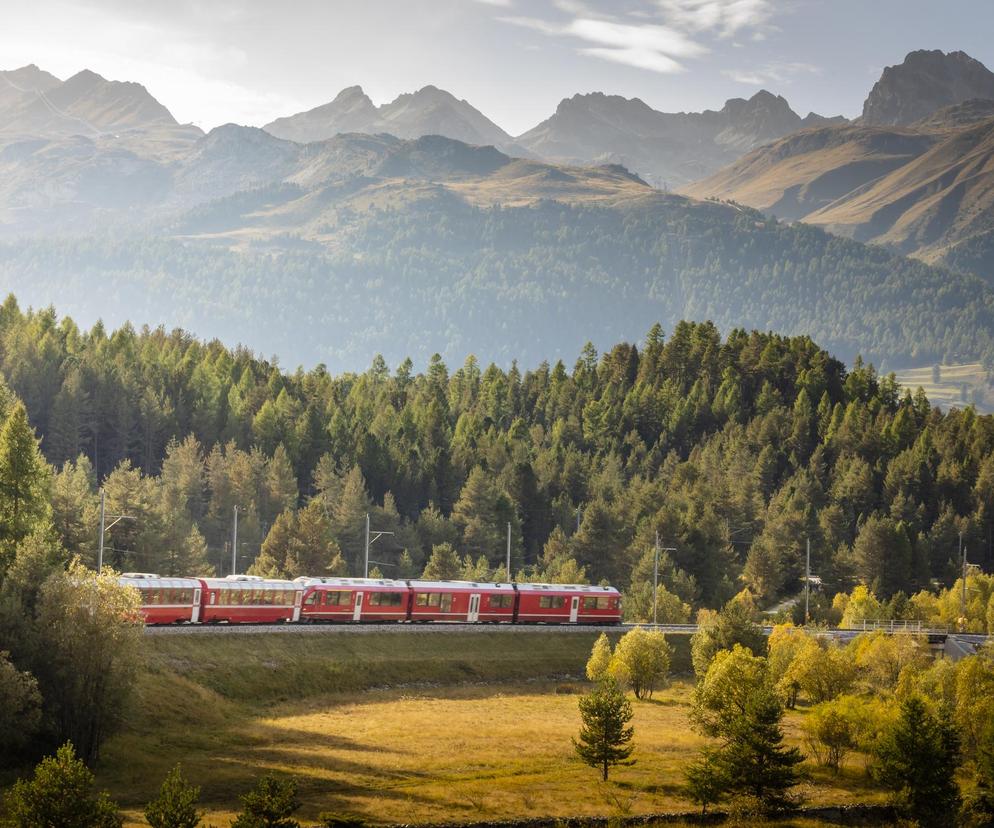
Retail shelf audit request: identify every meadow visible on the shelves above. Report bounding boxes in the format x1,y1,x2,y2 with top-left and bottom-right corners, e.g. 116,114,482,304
93,630,889,826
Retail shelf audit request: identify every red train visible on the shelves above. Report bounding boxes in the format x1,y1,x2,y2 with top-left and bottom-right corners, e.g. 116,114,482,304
120,573,622,626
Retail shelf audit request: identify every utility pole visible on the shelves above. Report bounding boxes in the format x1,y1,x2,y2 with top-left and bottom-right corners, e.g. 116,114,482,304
962,535,968,623
506,521,511,580
231,505,239,576
97,488,135,571
364,512,370,578
804,537,811,625
98,488,106,571
652,532,677,627
653,531,659,626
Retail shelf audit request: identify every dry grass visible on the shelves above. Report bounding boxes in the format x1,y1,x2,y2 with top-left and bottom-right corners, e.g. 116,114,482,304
97,676,887,825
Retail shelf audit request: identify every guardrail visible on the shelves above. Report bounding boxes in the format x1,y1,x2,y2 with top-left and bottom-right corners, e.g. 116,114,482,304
840,619,950,634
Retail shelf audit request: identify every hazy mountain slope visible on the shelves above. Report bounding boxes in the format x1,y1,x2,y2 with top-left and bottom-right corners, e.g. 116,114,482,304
862,49,994,126
264,84,517,150
0,64,61,112
1,131,992,374
683,113,994,277
0,68,178,138
515,89,833,188
682,125,940,220
809,117,994,265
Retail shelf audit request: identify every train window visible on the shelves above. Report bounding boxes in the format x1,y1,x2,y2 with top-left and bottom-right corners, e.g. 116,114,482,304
141,589,156,605
539,596,566,609
305,592,320,606
439,593,452,612
489,594,513,608
368,592,402,607
415,593,428,606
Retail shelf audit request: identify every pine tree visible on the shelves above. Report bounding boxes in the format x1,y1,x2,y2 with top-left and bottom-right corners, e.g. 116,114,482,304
873,695,961,826
572,678,635,781
422,543,461,580
0,402,52,566
719,687,804,815
144,764,203,828
683,748,727,817
231,775,300,828
3,743,122,828
287,499,343,578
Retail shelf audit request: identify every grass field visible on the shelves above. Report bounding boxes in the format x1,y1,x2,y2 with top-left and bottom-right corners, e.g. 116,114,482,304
893,362,992,413
85,630,891,826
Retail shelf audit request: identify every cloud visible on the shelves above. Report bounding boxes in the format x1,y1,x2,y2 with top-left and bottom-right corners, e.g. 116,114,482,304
723,61,819,85
501,14,706,73
472,0,513,6
657,0,775,37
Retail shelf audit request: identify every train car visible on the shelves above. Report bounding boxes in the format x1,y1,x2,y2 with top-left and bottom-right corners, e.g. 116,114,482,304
298,577,409,622
200,575,303,623
408,580,516,623
514,583,621,624
120,573,203,624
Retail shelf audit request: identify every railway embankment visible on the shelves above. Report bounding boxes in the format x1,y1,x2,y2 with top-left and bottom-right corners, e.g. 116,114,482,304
141,628,693,702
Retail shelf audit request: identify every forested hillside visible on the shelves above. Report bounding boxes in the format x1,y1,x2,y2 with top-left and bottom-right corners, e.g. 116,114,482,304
2,190,992,372
3,298,994,613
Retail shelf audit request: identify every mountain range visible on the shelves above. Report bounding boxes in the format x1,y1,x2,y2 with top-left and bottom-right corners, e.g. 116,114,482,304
684,51,994,276
2,50,994,373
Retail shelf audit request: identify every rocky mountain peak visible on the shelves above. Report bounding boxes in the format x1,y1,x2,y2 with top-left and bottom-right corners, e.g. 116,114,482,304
862,49,994,126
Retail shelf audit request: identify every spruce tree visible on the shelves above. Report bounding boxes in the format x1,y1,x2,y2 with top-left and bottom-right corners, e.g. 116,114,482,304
572,678,635,781
422,543,461,580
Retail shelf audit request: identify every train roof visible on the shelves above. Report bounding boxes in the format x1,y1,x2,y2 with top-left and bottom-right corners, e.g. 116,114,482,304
201,577,299,589
119,575,202,589
295,577,404,588
515,582,620,594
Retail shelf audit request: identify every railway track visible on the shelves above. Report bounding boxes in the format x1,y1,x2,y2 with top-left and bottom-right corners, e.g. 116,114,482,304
145,622,703,636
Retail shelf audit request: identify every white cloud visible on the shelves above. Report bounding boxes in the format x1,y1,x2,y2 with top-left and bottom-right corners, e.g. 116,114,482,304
473,0,513,6
501,14,705,73
657,0,775,37
723,61,819,85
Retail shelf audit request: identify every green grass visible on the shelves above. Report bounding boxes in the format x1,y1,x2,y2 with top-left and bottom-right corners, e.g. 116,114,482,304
894,362,992,413
87,631,886,826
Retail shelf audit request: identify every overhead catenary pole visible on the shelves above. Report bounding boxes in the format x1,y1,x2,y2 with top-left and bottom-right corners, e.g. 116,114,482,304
231,505,239,576
365,512,371,578
805,537,811,625
97,488,106,571
506,521,511,580
962,533,968,624
653,531,660,627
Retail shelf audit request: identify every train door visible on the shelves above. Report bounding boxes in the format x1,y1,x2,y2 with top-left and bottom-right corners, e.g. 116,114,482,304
191,587,201,623
291,589,303,622
468,593,481,623
353,591,364,622
569,596,580,623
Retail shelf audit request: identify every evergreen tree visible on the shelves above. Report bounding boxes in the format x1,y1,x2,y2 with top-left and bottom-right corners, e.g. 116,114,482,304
232,775,300,828
572,678,635,781
683,748,728,817
873,695,961,826
144,765,203,828
3,742,122,828
422,543,461,580
0,402,52,569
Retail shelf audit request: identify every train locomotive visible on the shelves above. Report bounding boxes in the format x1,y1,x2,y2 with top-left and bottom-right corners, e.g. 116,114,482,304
120,573,622,626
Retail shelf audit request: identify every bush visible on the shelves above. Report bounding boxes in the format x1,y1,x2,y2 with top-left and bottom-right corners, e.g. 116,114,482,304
2,742,121,828
803,702,858,772
608,627,671,699
232,775,300,828
585,632,612,682
144,764,203,828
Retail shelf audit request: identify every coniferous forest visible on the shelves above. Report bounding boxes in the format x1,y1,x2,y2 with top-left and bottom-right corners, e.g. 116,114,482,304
2,294,993,619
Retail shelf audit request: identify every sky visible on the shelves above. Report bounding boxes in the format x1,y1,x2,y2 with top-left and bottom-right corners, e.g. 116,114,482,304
3,0,994,136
